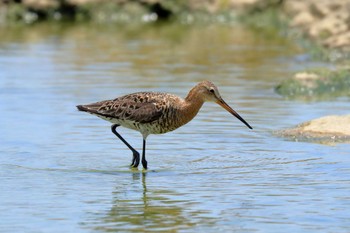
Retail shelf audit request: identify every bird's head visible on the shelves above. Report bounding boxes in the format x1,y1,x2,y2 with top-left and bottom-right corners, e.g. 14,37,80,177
198,81,253,130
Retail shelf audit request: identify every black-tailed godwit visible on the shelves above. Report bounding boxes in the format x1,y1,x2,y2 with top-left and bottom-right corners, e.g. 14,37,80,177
77,81,252,169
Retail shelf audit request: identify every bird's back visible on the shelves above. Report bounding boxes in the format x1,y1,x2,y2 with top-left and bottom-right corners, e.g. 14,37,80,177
77,91,185,137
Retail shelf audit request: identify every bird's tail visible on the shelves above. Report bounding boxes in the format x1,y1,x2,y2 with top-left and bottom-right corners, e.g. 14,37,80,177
76,105,89,112
76,103,106,116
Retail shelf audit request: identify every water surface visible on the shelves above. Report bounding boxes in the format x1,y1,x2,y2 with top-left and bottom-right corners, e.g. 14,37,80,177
1,23,350,232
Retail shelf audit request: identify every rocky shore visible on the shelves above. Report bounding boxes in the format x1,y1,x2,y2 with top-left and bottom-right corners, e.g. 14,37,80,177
284,0,350,51
2,0,350,51
278,0,350,143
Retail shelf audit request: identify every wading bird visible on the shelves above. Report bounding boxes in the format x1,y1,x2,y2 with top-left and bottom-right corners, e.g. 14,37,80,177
77,81,252,169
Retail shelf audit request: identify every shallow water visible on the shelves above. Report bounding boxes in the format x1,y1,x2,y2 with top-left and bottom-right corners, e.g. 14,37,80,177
1,22,350,232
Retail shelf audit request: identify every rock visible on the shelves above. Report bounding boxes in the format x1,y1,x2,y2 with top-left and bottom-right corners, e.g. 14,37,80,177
275,115,350,144
275,69,350,100
323,31,350,50
283,1,309,17
308,14,348,38
309,0,347,18
293,72,323,88
283,0,350,50
230,0,262,8
291,11,316,28
67,0,103,5
22,0,59,10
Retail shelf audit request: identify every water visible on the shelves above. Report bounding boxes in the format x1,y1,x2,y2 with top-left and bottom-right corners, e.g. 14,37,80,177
1,22,350,233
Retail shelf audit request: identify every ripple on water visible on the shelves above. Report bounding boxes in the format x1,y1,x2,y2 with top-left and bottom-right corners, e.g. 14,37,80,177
1,23,350,233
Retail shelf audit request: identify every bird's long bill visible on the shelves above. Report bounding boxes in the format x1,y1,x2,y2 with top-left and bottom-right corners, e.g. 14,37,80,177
216,99,253,129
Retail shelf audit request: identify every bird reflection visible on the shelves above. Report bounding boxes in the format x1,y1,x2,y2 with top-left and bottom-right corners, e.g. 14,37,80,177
94,171,198,232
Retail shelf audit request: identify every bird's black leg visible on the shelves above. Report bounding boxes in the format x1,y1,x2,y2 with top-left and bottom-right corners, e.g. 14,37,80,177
111,124,140,168
141,139,147,169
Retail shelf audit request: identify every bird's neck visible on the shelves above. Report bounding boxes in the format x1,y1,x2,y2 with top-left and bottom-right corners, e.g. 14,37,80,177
180,88,205,124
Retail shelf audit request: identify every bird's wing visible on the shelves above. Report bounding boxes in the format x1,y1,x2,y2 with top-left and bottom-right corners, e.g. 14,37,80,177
81,99,163,124
123,101,163,123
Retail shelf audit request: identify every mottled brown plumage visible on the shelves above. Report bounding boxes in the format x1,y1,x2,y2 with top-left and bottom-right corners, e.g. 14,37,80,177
77,81,252,169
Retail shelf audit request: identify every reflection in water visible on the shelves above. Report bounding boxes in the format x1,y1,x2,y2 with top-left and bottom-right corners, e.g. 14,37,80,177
93,172,213,232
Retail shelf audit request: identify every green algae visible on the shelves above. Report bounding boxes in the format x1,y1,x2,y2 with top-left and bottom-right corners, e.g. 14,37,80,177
275,68,350,101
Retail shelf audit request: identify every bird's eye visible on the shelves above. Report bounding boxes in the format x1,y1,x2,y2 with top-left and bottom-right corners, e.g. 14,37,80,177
209,88,215,93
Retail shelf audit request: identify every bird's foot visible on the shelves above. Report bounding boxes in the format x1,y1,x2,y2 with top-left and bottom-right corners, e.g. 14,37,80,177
142,159,148,170
130,151,140,168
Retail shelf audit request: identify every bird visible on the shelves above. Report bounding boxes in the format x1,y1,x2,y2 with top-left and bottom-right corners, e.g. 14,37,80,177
77,80,252,169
